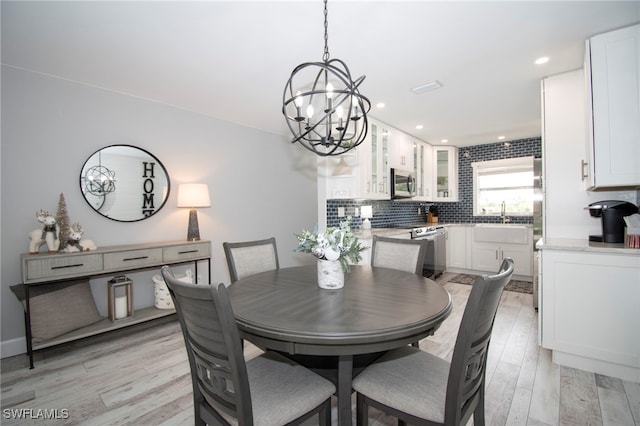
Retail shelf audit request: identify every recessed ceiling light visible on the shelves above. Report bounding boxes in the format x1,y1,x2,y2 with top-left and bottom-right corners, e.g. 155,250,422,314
535,57,549,65
410,80,442,95
416,125,424,130
376,102,385,108
441,139,448,143
498,136,505,140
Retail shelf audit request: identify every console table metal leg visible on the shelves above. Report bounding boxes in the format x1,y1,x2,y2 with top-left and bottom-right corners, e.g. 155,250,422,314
25,285,34,369
337,354,353,426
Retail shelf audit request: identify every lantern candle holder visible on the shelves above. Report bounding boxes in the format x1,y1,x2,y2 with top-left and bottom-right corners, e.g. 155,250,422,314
107,275,134,321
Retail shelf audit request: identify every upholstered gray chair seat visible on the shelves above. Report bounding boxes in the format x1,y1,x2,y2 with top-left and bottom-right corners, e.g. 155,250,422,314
239,351,336,426
352,345,448,423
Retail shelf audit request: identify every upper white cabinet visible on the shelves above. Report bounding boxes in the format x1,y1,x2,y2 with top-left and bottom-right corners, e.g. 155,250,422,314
389,130,414,171
414,141,433,201
362,118,391,199
322,118,390,200
433,146,458,202
584,24,640,189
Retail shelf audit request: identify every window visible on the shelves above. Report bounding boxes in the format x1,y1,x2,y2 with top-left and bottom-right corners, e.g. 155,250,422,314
472,156,534,216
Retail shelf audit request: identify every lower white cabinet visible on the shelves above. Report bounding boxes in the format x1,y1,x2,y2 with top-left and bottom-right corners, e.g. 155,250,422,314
540,248,640,382
446,225,470,269
471,242,532,277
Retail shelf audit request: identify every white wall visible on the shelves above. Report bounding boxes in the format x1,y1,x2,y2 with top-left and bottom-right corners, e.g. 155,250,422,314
1,66,319,356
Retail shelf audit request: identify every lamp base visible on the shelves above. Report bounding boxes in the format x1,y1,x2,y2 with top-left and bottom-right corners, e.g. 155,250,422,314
362,218,371,230
186,209,201,241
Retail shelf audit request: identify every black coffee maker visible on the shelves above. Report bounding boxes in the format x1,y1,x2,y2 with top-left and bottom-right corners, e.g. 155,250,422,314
588,200,638,243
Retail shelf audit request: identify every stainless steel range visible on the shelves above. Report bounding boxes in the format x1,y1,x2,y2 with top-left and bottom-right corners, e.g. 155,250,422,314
409,225,447,278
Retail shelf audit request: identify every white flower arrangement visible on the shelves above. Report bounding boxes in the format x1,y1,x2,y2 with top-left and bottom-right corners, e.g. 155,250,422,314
295,217,365,272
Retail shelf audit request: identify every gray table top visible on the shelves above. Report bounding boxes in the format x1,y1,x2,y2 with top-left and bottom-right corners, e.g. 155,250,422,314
227,264,453,356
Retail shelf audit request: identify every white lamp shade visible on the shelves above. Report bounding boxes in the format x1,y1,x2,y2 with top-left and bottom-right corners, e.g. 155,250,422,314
361,205,373,219
177,183,211,208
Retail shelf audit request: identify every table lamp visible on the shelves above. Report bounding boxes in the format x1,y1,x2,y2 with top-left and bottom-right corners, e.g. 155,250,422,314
361,205,373,230
177,183,211,241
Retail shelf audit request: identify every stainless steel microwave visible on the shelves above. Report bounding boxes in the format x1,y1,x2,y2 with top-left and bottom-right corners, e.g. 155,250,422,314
390,168,416,199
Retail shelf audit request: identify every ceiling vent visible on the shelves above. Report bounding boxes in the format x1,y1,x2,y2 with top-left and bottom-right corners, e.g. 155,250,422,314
411,80,442,95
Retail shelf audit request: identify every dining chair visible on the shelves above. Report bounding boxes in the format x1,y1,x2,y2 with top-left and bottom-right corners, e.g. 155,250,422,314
352,258,515,426
161,266,335,426
370,235,427,275
223,237,279,283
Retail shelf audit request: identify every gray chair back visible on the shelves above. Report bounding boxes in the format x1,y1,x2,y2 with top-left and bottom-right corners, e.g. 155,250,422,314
161,266,252,425
162,266,333,426
370,235,426,275
223,237,279,283
445,257,515,425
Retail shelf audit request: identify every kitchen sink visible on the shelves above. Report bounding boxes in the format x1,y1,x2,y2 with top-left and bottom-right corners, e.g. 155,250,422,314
474,224,530,244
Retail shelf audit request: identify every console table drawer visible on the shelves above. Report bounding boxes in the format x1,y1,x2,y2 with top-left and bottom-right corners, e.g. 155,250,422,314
104,248,163,270
24,254,103,281
163,242,211,262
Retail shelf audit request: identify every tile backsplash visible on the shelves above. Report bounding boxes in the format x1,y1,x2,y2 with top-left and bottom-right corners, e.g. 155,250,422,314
327,137,542,229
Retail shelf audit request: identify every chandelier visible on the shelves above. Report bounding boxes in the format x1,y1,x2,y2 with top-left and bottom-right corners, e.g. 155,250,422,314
83,152,116,196
282,0,371,156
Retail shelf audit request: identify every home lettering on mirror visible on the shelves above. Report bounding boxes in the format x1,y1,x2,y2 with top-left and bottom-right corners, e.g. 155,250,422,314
142,161,157,217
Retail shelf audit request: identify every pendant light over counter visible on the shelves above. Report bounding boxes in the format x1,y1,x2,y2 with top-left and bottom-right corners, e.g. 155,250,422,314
282,0,371,156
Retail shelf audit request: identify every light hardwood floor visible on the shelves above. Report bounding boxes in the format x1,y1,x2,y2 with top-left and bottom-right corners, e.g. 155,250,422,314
2,273,639,425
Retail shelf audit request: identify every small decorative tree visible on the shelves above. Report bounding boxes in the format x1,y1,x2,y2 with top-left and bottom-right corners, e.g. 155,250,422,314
56,193,70,251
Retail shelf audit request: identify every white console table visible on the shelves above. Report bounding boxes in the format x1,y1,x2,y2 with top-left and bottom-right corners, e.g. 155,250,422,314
19,240,211,368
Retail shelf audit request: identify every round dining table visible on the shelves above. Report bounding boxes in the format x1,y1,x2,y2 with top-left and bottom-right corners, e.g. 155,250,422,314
227,264,452,426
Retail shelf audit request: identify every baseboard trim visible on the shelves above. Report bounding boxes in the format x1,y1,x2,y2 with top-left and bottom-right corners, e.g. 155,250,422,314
1,337,27,358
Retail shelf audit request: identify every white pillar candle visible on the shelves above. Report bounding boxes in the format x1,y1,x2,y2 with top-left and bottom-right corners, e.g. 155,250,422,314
115,295,128,319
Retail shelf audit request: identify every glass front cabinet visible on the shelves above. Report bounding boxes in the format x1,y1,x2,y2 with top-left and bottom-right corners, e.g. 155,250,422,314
433,146,458,202
360,118,390,199
321,118,389,200
413,141,433,201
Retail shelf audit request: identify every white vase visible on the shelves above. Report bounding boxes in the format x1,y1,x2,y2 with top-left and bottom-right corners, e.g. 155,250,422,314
317,259,344,289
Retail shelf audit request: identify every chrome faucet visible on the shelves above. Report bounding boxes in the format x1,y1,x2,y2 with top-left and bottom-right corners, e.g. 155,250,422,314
500,201,511,224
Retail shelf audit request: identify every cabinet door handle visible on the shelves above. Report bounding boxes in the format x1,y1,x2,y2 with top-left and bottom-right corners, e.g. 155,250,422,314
51,263,84,270
178,250,198,255
581,160,589,181
122,256,149,262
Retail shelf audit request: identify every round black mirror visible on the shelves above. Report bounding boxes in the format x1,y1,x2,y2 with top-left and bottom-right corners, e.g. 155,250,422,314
80,145,170,222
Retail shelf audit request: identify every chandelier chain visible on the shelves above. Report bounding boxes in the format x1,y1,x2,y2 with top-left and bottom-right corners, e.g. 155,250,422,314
323,0,329,62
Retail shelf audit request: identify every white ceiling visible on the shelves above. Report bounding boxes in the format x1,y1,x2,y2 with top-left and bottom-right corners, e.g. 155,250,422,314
2,1,639,147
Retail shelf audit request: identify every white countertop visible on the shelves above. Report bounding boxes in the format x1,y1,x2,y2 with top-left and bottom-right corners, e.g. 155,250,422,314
537,237,640,256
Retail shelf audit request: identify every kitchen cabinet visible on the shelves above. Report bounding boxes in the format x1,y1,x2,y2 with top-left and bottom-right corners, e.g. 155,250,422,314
471,242,532,277
321,117,390,200
542,69,633,240
584,24,640,189
321,153,360,199
540,245,640,382
433,146,458,202
413,141,433,201
471,225,533,277
360,118,390,199
446,225,471,270
389,130,414,171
